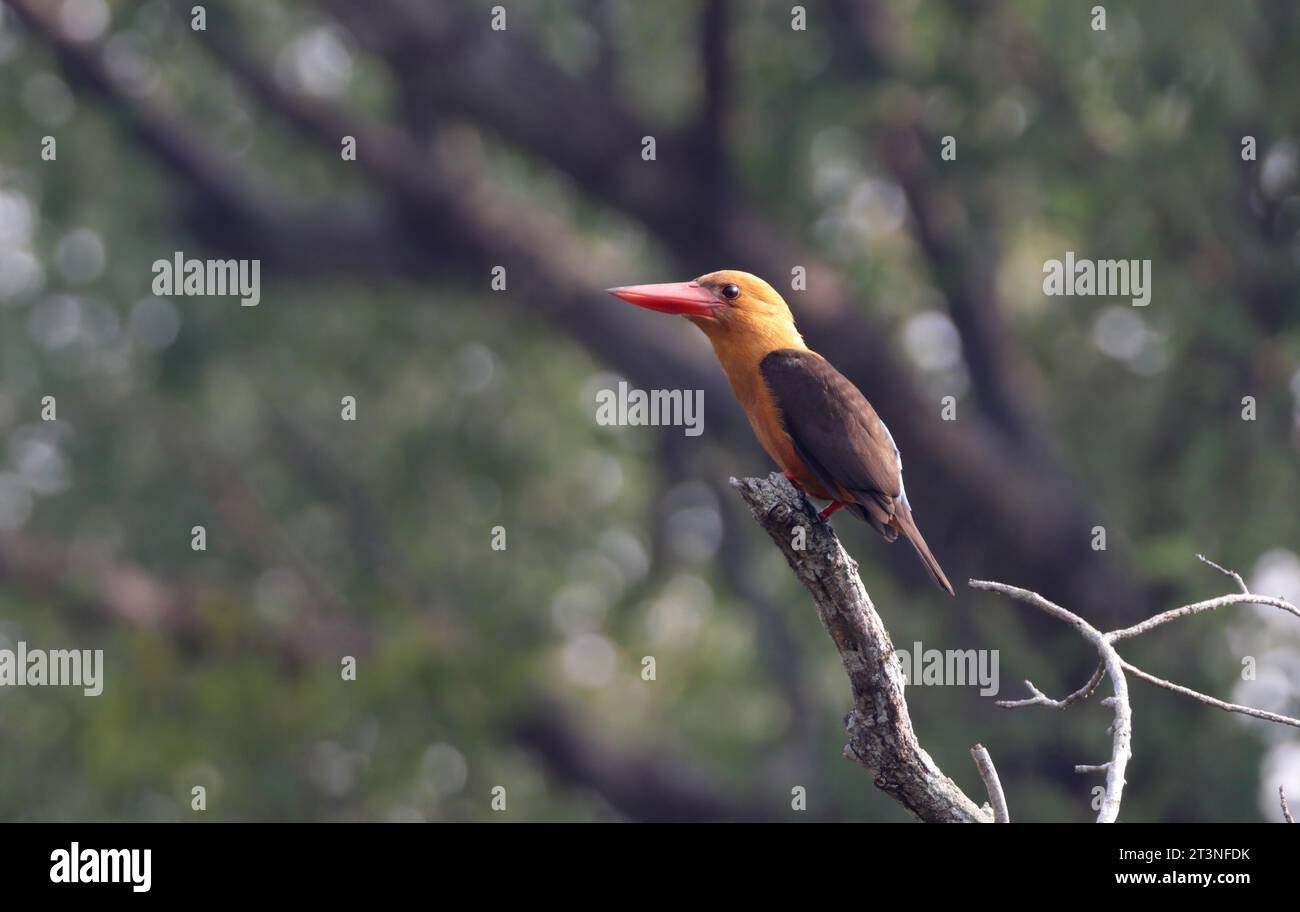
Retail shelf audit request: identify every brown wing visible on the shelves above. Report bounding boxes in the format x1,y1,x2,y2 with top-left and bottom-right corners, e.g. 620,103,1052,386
760,348,955,596
759,348,904,536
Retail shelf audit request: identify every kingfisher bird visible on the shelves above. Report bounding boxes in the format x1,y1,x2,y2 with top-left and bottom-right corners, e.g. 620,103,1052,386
607,270,954,595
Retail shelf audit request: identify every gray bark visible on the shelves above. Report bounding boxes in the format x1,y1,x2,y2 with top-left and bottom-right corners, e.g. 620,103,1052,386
731,473,989,823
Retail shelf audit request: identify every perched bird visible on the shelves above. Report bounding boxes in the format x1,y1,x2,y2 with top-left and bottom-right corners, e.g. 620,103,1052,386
607,270,954,596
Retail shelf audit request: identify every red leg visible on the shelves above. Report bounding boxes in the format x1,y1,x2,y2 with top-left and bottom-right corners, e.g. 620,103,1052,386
818,500,845,520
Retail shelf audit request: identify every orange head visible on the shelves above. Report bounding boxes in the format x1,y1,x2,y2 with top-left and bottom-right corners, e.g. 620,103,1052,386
607,269,805,354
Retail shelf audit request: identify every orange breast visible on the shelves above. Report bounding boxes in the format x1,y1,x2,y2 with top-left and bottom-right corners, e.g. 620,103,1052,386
695,315,836,501
729,358,835,501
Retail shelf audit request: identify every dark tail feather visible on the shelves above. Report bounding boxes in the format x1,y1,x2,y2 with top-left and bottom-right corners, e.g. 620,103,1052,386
893,508,955,596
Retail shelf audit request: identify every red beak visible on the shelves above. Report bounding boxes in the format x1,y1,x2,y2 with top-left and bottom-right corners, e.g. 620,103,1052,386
606,281,718,317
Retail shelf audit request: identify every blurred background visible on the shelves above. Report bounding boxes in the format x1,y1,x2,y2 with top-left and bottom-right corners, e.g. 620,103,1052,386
0,0,1298,822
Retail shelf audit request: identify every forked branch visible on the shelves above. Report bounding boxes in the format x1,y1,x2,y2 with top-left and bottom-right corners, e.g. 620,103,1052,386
735,473,1297,823
974,555,1300,822
732,474,991,822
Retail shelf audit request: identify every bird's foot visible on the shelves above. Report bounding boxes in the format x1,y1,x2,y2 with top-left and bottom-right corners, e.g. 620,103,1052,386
819,500,845,520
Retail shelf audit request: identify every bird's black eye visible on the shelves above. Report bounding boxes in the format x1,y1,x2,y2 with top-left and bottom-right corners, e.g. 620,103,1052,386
721,283,740,300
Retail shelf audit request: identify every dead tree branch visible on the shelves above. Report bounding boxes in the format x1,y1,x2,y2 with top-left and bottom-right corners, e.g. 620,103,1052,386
971,744,1010,823
732,473,990,823
974,555,1300,821
968,579,1132,823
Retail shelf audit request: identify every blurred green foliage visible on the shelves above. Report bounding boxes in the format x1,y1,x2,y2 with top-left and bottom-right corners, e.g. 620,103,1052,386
0,0,1298,821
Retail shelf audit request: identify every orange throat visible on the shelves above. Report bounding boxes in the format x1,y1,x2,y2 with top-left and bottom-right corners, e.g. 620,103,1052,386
689,314,830,498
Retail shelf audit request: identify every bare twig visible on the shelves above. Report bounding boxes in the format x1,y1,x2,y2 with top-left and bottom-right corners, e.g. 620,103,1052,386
1121,662,1300,729
969,580,1132,823
1109,592,1300,642
1282,786,1295,823
971,744,1010,823
976,555,1300,821
1197,553,1249,594
737,480,1298,823
996,663,1105,710
733,474,990,823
